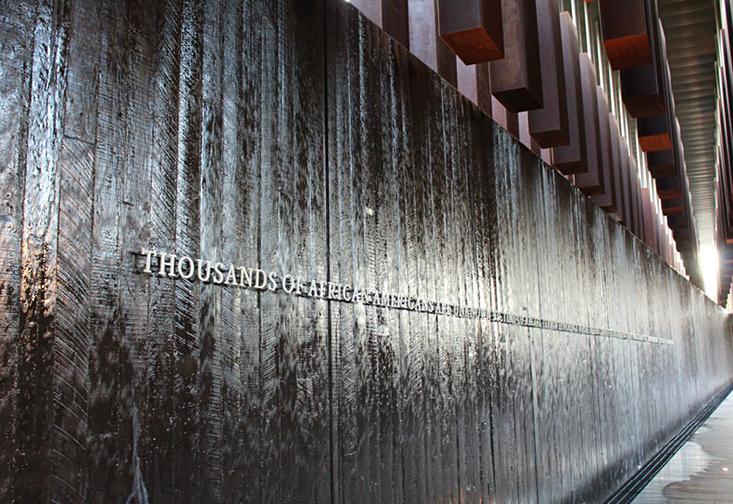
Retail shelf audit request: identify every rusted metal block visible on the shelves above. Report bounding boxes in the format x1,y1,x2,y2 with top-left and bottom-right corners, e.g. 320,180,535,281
457,61,493,116
384,0,410,47
721,246,733,264
591,94,617,212
673,229,693,250
666,215,688,231
655,175,682,200
610,118,626,223
647,149,676,178
619,5,673,120
620,65,665,118
476,63,493,115
409,0,457,85
490,0,543,112
351,0,410,48
553,12,587,174
638,114,671,152
662,198,685,216
628,157,641,236
620,143,634,228
528,0,569,147
573,54,604,195
627,173,637,234
438,0,504,64
641,188,656,252
598,0,652,70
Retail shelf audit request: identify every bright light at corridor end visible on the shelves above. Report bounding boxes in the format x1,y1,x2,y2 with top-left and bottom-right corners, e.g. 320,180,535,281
700,244,719,300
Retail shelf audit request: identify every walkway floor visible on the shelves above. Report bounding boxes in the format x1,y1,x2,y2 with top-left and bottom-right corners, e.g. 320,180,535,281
631,391,733,503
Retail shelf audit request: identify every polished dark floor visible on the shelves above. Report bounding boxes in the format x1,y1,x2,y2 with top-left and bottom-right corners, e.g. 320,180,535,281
632,392,733,503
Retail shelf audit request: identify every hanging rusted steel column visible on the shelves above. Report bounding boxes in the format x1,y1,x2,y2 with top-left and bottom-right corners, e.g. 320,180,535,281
620,65,665,118
490,0,543,112
638,114,672,152
610,119,626,223
619,142,633,227
573,54,604,195
409,0,457,85
629,158,642,236
350,0,411,48
647,149,675,178
656,176,683,199
591,92,617,212
457,61,493,116
553,12,587,174
438,0,504,64
618,1,667,118
597,0,652,70
528,0,569,147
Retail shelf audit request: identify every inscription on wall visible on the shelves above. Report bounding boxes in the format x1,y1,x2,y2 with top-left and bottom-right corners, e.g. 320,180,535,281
138,249,673,345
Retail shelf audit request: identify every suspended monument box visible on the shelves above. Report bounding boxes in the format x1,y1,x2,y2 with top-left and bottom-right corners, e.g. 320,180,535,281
591,94,617,212
647,148,676,178
351,0,410,47
409,0,458,84
662,197,685,216
553,12,587,174
655,175,682,200
619,142,633,227
610,118,627,222
620,65,665,118
598,0,652,70
641,188,657,252
382,0,410,47
491,0,543,112
619,7,667,118
528,0,570,147
438,0,504,64
574,54,604,195
667,214,689,231
638,114,671,152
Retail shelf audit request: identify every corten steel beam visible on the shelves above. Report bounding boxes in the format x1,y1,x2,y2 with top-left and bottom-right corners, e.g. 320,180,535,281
573,54,604,195
647,149,676,178
351,0,410,48
721,246,733,264
627,158,638,235
598,0,652,70
620,142,633,227
620,64,666,118
457,61,493,116
629,158,642,237
591,94,617,212
553,13,586,174
642,188,653,244
409,0,457,85
528,0,569,147
656,175,683,199
638,183,649,242
438,0,504,64
667,214,689,231
490,0,543,112
662,197,685,216
720,263,733,278
619,4,668,118
610,119,627,223
674,229,694,251
638,114,672,152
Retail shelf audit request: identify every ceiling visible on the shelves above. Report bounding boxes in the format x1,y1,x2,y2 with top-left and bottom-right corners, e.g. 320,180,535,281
657,0,719,262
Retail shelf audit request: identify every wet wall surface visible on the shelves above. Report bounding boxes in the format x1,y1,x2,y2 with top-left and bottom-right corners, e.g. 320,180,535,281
1,0,732,502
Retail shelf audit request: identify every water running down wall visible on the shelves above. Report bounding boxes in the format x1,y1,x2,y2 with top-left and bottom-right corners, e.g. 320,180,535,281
0,0,732,502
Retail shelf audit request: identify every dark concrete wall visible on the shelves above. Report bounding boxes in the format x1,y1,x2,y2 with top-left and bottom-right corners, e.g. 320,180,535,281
0,0,731,502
